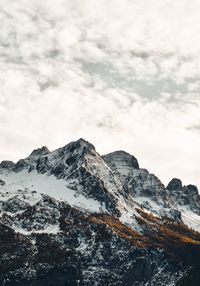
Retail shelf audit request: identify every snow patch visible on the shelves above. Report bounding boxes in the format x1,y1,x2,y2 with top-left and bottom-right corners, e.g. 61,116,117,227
0,170,104,213
180,208,200,232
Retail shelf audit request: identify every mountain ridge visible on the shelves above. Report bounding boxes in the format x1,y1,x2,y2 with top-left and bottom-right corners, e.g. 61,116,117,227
0,138,200,285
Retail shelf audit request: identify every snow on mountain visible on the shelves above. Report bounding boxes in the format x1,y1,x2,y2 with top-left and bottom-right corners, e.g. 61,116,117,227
1,138,200,286
0,138,200,233
181,209,200,232
0,170,103,213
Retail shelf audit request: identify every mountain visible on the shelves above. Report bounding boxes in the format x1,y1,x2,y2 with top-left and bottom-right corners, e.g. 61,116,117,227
0,138,200,285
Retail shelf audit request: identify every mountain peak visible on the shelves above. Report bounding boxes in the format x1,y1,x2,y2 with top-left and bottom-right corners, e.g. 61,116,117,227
167,178,182,191
0,160,15,169
185,184,199,196
1,139,200,285
28,146,50,158
103,150,139,169
70,138,95,149
61,138,96,156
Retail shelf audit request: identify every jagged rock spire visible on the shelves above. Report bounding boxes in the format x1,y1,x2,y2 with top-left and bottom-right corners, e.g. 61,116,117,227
28,146,50,158
167,178,182,191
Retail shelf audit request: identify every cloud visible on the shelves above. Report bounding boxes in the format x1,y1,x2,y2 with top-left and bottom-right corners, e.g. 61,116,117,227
1,0,200,187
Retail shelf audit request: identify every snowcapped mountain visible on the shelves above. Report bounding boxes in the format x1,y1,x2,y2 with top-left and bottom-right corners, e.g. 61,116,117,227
0,138,200,285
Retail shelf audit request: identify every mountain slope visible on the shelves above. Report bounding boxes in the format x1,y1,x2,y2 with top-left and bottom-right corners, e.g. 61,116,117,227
0,138,200,285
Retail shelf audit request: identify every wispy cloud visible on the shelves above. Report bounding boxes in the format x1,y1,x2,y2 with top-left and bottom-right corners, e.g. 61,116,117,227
1,0,200,187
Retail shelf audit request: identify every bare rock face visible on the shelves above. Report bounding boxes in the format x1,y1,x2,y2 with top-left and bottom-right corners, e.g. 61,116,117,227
185,184,199,196
166,178,200,215
0,179,5,186
103,150,139,170
2,197,30,213
28,146,50,158
0,161,15,169
167,178,183,191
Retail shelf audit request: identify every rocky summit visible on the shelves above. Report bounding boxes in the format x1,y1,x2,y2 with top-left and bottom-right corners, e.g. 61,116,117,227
0,138,200,286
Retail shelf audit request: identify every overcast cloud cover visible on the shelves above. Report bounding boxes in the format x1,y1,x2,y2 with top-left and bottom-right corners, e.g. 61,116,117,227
1,0,200,186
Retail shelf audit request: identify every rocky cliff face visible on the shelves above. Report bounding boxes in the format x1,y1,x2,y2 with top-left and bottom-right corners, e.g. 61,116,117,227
0,138,200,285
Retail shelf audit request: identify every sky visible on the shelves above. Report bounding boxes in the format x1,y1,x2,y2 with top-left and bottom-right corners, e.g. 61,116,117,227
1,0,200,187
